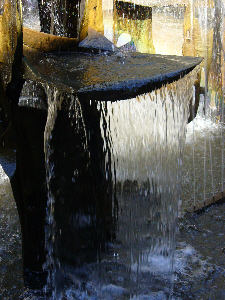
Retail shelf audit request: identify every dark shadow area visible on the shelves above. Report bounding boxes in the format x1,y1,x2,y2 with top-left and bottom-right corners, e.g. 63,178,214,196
46,94,116,267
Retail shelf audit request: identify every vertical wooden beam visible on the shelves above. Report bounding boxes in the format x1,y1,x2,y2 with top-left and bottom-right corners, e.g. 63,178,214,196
0,0,23,77
80,0,104,41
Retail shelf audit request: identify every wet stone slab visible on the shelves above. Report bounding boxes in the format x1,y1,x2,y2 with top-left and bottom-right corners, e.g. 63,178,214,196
23,49,203,101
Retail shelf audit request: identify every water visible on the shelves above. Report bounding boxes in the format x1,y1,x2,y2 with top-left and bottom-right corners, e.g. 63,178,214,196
41,66,197,299
181,96,225,211
21,0,40,31
174,204,225,299
1,0,225,299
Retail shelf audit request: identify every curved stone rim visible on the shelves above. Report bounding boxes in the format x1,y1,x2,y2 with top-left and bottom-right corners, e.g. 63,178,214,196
23,47,203,102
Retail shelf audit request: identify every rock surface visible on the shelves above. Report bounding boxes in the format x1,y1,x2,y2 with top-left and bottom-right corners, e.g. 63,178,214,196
23,49,203,101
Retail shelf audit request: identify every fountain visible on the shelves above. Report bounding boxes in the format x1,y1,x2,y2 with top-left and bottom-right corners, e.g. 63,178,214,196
2,0,224,299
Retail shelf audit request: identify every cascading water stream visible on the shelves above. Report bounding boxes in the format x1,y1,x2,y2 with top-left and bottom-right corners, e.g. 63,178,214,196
43,66,200,299
21,0,40,30
204,0,208,204
180,0,225,212
209,133,214,197
44,86,64,300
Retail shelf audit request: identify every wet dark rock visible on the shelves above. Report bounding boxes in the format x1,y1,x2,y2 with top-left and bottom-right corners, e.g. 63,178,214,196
23,49,203,102
78,28,119,52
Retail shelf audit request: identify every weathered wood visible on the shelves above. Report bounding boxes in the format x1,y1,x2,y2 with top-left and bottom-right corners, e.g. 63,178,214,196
0,0,23,82
23,27,79,53
0,0,22,65
185,190,225,214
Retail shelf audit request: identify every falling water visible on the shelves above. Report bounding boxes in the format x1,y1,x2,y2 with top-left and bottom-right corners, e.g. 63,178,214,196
191,86,196,209
179,0,225,212
209,133,215,196
43,66,199,299
21,0,40,31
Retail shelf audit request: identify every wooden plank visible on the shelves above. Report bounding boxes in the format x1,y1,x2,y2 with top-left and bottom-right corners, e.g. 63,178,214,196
23,27,79,53
185,190,225,214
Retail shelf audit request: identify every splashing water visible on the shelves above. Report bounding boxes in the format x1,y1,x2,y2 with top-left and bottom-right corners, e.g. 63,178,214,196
43,66,199,299
21,0,41,31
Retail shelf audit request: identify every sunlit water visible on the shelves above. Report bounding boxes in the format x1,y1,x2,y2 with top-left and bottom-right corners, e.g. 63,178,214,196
21,0,40,31
41,67,197,299
181,96,225,211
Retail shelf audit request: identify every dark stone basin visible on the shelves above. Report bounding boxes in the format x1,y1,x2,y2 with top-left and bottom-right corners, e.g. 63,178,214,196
23,49,203,101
